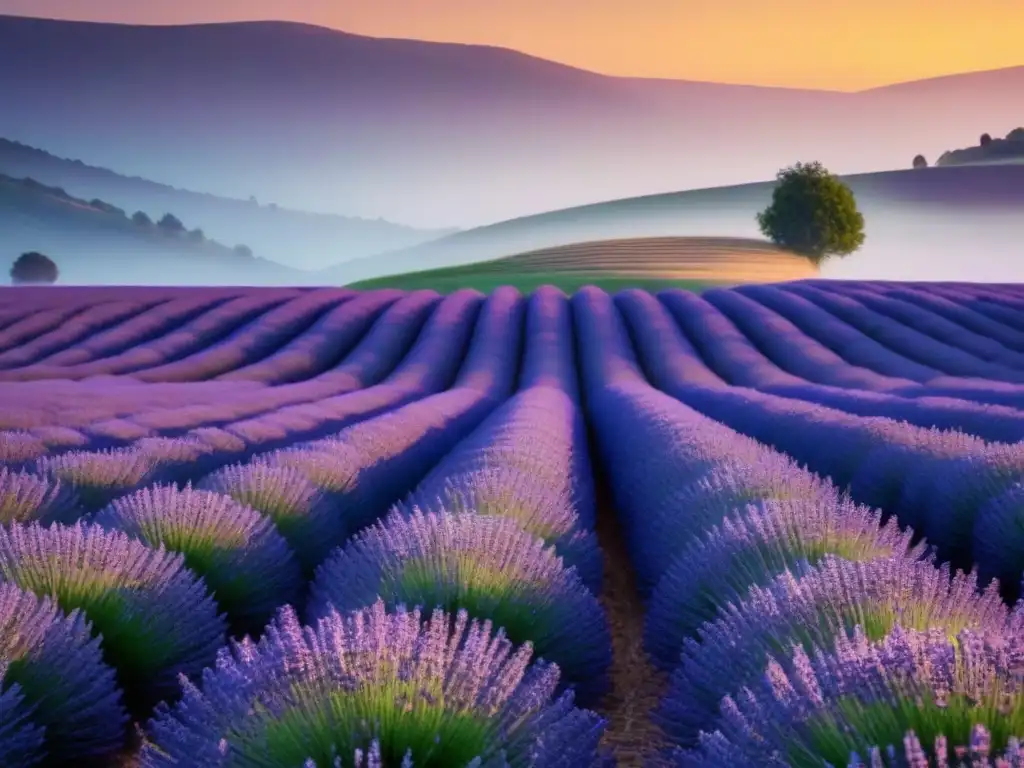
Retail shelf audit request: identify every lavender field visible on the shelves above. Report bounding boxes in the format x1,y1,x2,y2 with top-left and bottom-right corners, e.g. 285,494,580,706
3,279,1024,767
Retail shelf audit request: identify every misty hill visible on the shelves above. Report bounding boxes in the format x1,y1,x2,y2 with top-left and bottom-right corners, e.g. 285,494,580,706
349,236,818,294
936,127,1024,167
328,164,1024,285
0,174,308,285
0,138,454,270
1,15,1022,227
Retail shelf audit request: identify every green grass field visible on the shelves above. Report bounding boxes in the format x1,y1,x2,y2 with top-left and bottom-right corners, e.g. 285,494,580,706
346,236,817,293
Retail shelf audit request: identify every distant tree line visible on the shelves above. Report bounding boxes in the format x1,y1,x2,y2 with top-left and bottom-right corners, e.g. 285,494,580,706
923,126,1024,168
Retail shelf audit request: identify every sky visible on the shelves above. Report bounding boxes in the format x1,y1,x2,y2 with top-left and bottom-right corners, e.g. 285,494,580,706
1,0,1022,91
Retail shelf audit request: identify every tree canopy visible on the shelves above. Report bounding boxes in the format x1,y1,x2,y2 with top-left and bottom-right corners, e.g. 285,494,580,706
10,251,58,284
756,162,865,265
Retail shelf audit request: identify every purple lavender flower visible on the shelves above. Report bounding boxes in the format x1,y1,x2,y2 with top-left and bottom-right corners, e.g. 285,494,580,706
656,554,1010,747
0,431,48,471
678,624,1024,767
139,601,610,767
645,495,921,670
256,445,361,495
399,467,603,593
0,664,45,768
92,484,303,632
631,458,842,596
0,521,227,712
33,448,158,512
307,508,612,705
196,462,343,573
0,582,127,761
0,467,83,525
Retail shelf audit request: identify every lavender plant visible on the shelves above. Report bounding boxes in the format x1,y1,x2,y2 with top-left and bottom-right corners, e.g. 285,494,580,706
33,449,158,512
307,508,612,705
644,495,921,669
0,468,82,525
0,582,127,762
0,521,227,711
973,482,1024,595
197,462,343,573
139,601,610,767
672,624,1024,767
0,663,45,768
92,484,303,631
400,467,603,592
656,555,1010,746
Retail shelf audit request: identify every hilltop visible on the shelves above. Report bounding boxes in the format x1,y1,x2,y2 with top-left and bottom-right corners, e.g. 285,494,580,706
0,138,454,270
328,163,1024,285
349,236,818,293
0,174,306,285
1,15,1022,225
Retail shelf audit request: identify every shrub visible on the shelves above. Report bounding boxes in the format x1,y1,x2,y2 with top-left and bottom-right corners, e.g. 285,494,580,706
9,252,58,284
139,601,610,767
912,153,928,168
756,161,865,264
92,484,303,632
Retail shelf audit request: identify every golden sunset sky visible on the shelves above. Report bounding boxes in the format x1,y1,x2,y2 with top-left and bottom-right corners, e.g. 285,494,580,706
1,0,1022,90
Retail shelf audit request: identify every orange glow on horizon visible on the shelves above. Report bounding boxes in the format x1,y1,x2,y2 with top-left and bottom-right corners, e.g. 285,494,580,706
1,0,1022,90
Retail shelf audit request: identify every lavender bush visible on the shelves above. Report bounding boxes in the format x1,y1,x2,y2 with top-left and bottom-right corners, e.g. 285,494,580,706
0,468,82,525
0,521,227,711
92,484,303,630
307,508,612,704
0,664,45,768
0,582,127,762
139,601,610,767
33,449,158,512
656,555,1010,746
644,495,920,669
672,624,1024,767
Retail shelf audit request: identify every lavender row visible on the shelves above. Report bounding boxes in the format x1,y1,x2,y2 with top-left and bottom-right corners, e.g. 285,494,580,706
0,290,442,454
11,290,493,513
572,286,1024,764
613,287,1024,593
0,288,303,379
730,283,1024,407
623,287,1024,443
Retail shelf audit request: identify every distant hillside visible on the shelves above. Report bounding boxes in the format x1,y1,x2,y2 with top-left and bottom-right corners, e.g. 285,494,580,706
935,127,1024,167
2,15,1023,226
349,236,818,293
0,138,455,270
0,174,309,285
327,164,1024,285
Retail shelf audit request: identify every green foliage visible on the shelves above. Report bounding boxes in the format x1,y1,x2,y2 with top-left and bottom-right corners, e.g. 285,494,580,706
10,252,58,284
756,162,865,265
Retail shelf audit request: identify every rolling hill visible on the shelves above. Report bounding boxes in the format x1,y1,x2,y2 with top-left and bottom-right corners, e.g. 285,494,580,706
0,138,453,270
1,15,1022,226
348,236,818,293
0,174,307,285
330,163,1024,285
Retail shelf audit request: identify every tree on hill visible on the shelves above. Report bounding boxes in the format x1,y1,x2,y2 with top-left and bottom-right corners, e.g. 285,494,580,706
912,154,928,169
157,213,186,234
187,227,205,242
756,161,865,265
132,210,153,226
10,252,58,284
980,133,993,147
1008,127,1024,142
233,244,253,257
